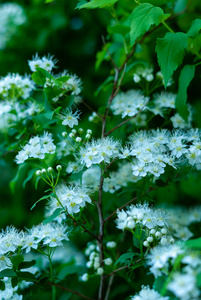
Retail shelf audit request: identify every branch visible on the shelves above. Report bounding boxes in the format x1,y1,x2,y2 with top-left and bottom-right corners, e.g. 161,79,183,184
102,36,119,70
82,100,103,120
66,211,100,241
105,99,149,136
46,282,95,300
104,274,114,300
104,186,158,223
104,266,128,279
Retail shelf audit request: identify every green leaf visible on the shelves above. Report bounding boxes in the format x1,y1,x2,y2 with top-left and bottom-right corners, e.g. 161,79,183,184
44,106,61,120
43,208,62,224
0,281,5,291
0,269,17,278
107,24,130,36
11,278,18,288
76,0,87,8
30,193,55,210
197,272,201,287
18,260,36,270
185,237,201,249
57,264,85,280
31,68,52,86
187,19,201,38
10,164,26,194
176,64,195,121
153,275,167,292
45,0,54,3
23,168,38,188
16,271,35,281
12,255,24,270
78,0,118,9
130,3,165,45
174,0,188,13
156,32,188,87
114,252,136,266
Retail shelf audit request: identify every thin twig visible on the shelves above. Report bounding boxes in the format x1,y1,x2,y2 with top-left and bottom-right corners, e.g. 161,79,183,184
102,36,119,70
46,282,95,300
66,211,100,241
104,186,158,223
105,99,149,137
104,266,128,279
104,274,114,300
82,100,103,120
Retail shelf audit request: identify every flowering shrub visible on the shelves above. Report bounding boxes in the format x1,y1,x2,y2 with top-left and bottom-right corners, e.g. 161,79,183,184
1,0,201,300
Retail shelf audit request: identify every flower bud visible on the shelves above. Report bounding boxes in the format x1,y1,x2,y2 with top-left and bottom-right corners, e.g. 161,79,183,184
36,170,42,176
78,128,84,134
104,258,113,266
87,129,92,134
143,241,149,247
76,137,82,142
97,267,104,275
150,229,156,235
155,231,161,238
69,133,74,138
147,236,153,243
41,168,46,174
47,167,53,173
161,228,167,235
62,132,67,137
85,134,91,139
71,129,76,134
80,273,89,282
56,165,62,172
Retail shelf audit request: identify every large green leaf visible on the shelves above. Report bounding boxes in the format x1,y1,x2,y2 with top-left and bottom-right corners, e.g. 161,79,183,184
156,32,188,87
130,3,165,45
176,65,195,121
78,0,118,9
185,237,201,249
187,19,201,38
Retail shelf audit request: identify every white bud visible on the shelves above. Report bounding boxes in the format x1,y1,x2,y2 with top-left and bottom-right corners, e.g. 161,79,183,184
147,237,153,243
160,237,168,245
69,133,74,138
94,261,100,269
36,170,42,176
87,129,92,134
97,267,104,275
170,237,175,243
86,261,93,268
126,217,135,229
133,74,141,83
56,165,62,171
47,167,53,173
94,257,100,262
137,212,144,220
76,137,82,143
80,273,89,282
85,134,91,139
104,258,113,266
88,116,93,122
106,241,116,248
143,241,149,247
161,228,167,234
41,168,46,174
155,231,161,238
150,229,156,235
78,128,84,134
62,132,67,137
71,129,77,134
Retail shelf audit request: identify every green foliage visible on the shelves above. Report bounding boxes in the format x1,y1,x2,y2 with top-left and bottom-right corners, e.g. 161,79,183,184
175,64,195,121
185,237,201,249
187,19,201,38
156,32,188,87
130,3,165,45
115,252,136,266
78,0,118,9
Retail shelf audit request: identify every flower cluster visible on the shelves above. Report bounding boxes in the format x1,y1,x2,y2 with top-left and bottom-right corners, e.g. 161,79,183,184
79,137,120,168
48,184,91,216
147,243,201,300
110,90,148,118
130,285,169,300
28,54,57,72
0,73,34,100
116,203,173,247
0,278,22,300
133,66,154,83
0,2,26,50
15,132,56,164
127,129,201,178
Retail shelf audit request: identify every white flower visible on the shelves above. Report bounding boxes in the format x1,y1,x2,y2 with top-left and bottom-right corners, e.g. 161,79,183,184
130,285,169,300
60,109,81,128
28,54,57,72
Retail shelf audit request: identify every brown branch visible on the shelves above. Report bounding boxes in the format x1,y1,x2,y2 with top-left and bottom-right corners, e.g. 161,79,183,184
104,274,114,300
104,186,158,223
102,36,119,70
66,210,100,241
46,282,94,300
105,99,149,137
104,266,128,279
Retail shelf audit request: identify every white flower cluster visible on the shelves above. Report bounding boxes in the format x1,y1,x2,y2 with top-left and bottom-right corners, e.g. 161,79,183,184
0,278,23,300
147,243,184,277
48,184,91,216
58,70,82,96
82,242,114,279
0,73,34,100
60,109,80,128
116,203,173,247
28,54,57,72
130,285,169,300
0,2,26,50
79,137,120,168
15,132,56,164
110,90,148,119
0,101,40,131
22,223,69,252
133,66,154,83
147,243,201,300
128,129,201,177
